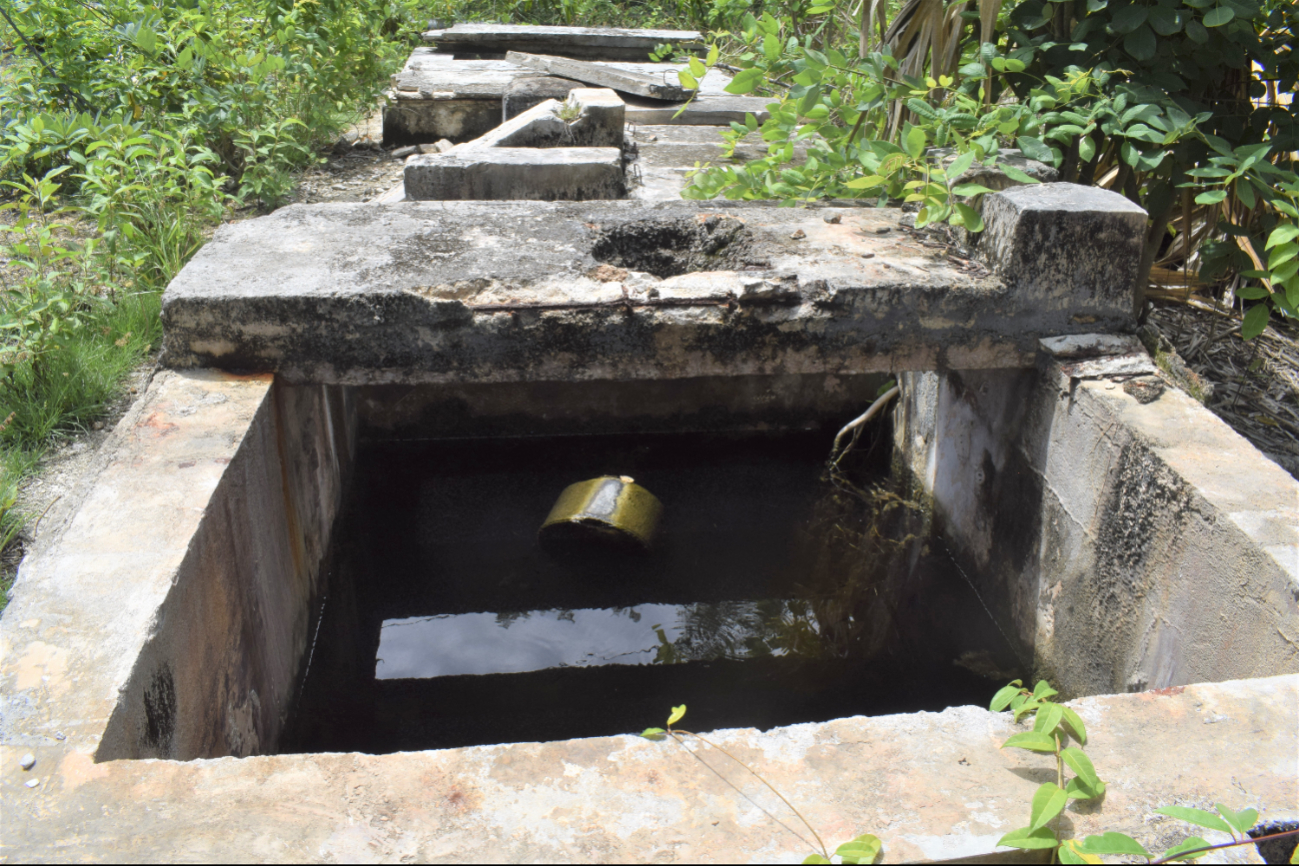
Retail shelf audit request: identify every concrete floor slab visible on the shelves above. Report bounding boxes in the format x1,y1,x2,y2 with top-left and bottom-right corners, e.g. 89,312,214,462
2,675,1293,861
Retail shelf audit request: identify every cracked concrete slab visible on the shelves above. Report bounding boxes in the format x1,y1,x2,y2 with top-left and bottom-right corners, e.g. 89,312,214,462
159,189,1142,384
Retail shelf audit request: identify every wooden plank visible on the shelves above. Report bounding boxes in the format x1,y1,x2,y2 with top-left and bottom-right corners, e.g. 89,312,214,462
506,51,693,101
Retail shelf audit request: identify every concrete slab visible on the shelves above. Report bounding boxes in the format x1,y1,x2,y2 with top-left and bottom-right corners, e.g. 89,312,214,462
423,23,704,62
2,675,1294,861
160,188,1141,384
404,90,627,201
504,75,586,119
624,94,773,125
385,50,731,144
405,147,625,201
508,51,694,101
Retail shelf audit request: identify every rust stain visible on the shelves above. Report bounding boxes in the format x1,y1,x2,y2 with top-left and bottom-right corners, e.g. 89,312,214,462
443,784,481,814
138,413,180,437
1150,686,1185,697
13,641,69,690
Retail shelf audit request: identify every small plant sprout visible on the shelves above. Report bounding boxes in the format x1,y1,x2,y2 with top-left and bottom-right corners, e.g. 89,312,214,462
991,680,1299,864
640,705,883,864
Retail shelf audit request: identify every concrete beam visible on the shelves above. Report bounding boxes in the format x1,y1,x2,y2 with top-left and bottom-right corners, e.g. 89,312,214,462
423,23,704,62
623,94,772,126
160,190,1143,384
404,147,625,202
508,51,694,101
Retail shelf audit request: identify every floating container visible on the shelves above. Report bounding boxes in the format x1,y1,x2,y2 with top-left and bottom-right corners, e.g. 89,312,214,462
538,475,663,555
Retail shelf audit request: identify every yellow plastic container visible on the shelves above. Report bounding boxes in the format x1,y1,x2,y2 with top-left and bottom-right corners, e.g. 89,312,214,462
538,475,663,555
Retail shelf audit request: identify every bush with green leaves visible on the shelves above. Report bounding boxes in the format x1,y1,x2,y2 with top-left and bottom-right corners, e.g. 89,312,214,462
681,0,1296,339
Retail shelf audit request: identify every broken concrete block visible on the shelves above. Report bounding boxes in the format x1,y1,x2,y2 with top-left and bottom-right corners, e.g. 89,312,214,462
403,147,625,201
424,23,704,62
978,182,1147,323
507,51,692,101
504,75,585,120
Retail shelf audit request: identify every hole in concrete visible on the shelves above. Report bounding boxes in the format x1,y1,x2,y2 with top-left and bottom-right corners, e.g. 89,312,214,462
1251,823,1299,864
280,406,1023,755
590,215,756,277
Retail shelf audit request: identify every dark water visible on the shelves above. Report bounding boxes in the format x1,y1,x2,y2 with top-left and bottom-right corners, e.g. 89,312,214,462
280,429,1022,754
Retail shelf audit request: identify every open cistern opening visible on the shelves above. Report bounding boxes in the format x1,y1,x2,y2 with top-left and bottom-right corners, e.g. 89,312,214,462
279,376,1024,755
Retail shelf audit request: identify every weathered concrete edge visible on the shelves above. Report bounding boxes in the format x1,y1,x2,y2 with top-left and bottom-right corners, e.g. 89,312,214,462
2,675,1293,862
0,372,356,764
893,352,1299,697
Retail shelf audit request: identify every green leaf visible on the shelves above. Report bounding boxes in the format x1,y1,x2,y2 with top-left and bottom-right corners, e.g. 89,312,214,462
1081,832,1149,857
998,826,1061,850
835,834,883,864
1215,804,1259,836
806,4,834,12
641,727,667,739
688,57,707,79
1123,25,1156,61
1203,6,1234,26
1161,836,1211,861
1003,732,1058,753
954,202,984,232
1195,189,1228,205
678,70,699,90
1156,807,1231,834
1001,164,1043,184
1033,681,1059,700
1149,7,1183,34
725,68,766,95
1034,704,1065,735
667,705,687,726
1110,5,1149,32
1059,839,1104,864
845,175,888,189
1242,303,1271,339
1237,286,1270,300
1266,225,1299,249
134,24,158,55
1268,246,1298,270
1060,707,1087,744
1185,17,1209,42
1061,747,1102,790
803,855,832,864
948,151,976,181
1016,137,1053,163
991,682,1024,711
1030,783,1069,831
952,183,996,197
1065,777,1106,800
905,126,927,159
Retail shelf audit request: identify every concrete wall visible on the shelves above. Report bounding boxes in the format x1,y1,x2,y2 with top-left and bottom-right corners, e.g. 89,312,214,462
895,352,1299,697
0,372,355,764
96,379,355,760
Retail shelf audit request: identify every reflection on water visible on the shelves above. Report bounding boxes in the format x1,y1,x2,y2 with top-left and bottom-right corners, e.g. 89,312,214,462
375,601,824,679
